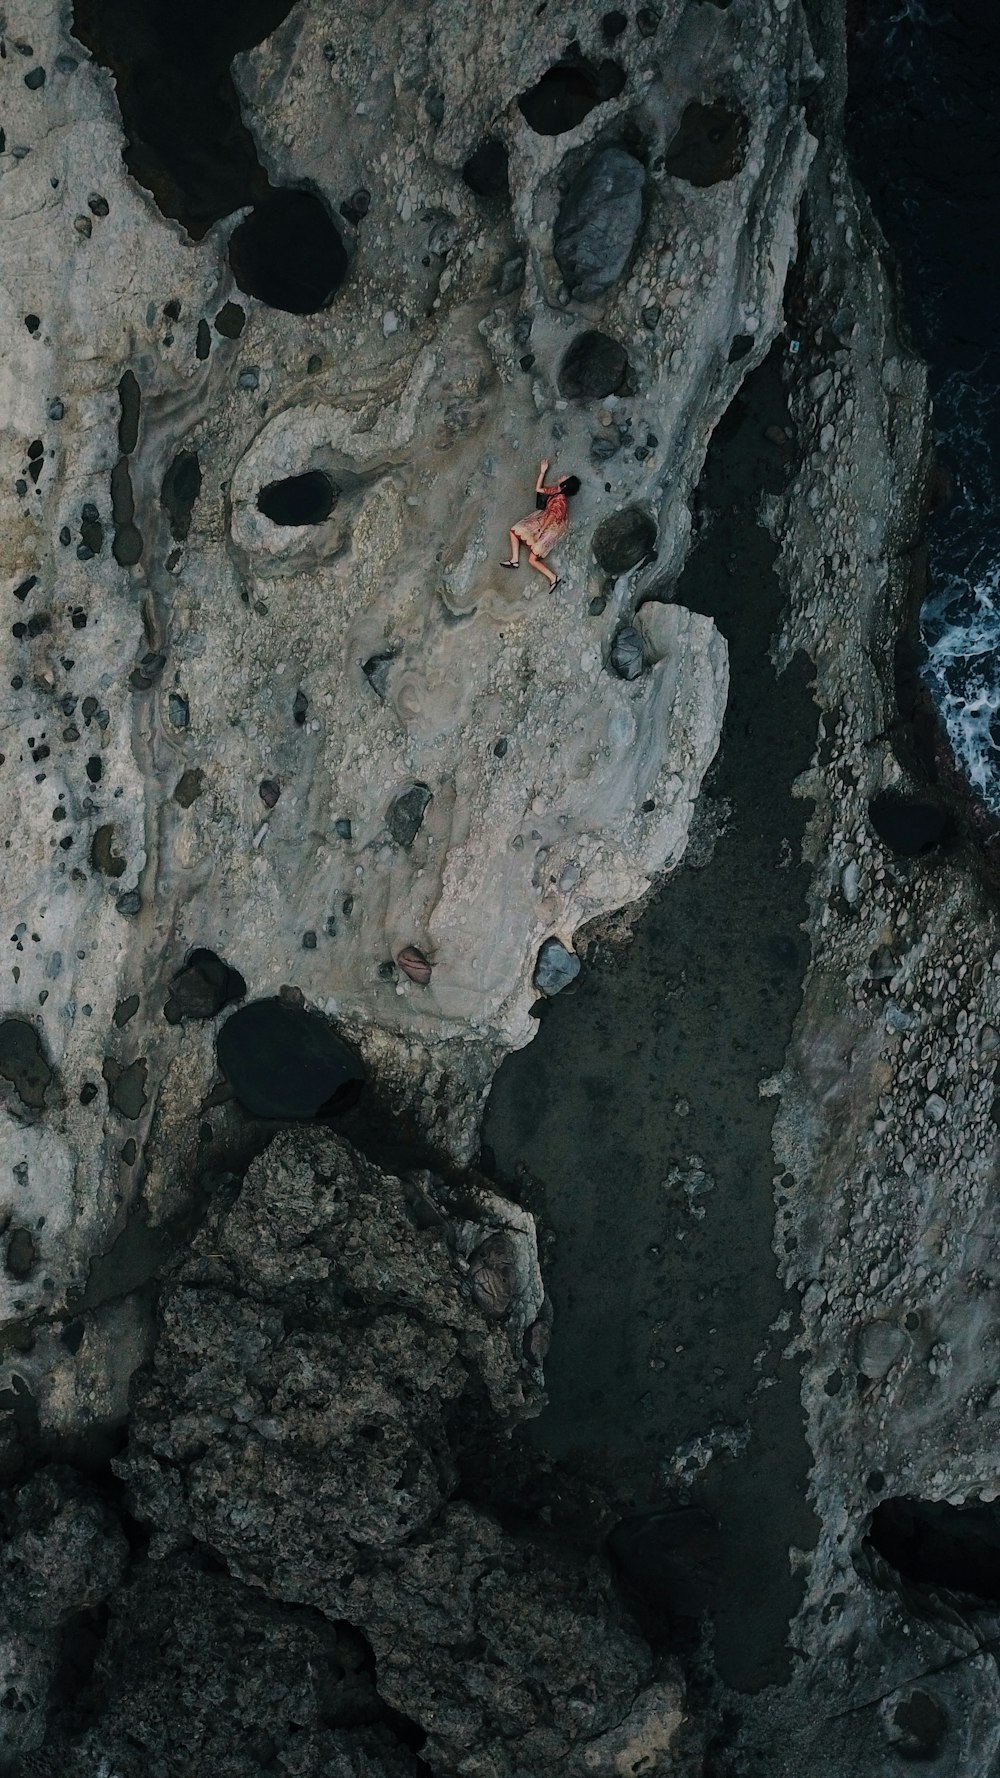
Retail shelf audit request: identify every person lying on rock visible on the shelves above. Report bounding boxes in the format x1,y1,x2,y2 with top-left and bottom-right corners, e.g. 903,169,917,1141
501,459,580,591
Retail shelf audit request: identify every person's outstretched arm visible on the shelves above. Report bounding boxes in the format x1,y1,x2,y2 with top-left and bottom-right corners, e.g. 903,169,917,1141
535,457,549,494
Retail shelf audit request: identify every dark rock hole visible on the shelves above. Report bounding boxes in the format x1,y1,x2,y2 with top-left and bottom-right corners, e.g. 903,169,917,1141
71,1,348,315
161,451,202,542
867,792,952,856
462,137,510,201
868,1495,1000,1603
517,55,625,135
664,100,748,186
257,469,337,526
229,190,348,316
216,998,366,1120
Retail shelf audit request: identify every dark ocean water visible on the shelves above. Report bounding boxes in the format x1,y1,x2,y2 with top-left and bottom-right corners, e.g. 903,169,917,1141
846,0,1000,810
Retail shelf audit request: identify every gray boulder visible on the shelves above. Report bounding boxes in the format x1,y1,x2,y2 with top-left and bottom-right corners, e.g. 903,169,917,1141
554,148,645,300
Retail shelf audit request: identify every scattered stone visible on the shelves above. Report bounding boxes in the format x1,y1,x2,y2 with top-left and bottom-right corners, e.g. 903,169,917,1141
173,768,205,808
5,1229,37,1279
387,783,432,848
467,1231,517,1318
534,937,581,995
334,817,352,840
167,692,189,728
89,821,126,878
302,930,317,949
113,994,139,1028
102,1055,148,1119
592,505,657,572
115,889,142,916
553,147,645,299
857,1321,908,1380
259,778,281,808
214,301,246,338
610,625,645,680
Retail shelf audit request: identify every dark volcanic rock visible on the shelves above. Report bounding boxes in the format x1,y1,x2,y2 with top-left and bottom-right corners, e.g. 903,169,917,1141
387,782,432,848
39,1560,420,1778
215,998,365,1117
592,504,657,573
117,1130,534,1610
0,1018,53,1108
558,328,630,399
164,947,246,1024
553,147,645,300
356,1504,651,1777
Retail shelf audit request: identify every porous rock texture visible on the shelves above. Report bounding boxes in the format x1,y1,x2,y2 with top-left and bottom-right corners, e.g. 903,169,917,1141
12,0,995,1773
0,0,814,1364
51,1127,664,1778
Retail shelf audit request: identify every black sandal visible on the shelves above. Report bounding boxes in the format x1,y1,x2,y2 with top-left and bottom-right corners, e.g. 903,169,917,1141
548,578,561,593
500,559,519,568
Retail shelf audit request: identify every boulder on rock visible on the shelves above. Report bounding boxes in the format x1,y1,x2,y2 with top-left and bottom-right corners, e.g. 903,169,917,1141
592,504,657,573
163,947,246,1024
558,328,630,399
534,937,581,995
664,100,748,187
553,147,645,299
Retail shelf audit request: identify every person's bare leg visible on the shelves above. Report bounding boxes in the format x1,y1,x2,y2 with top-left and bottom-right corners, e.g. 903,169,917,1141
501,529,521,566
528,549,557,588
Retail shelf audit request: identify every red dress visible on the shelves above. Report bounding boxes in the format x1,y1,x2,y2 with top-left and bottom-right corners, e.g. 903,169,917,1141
512,491,568,558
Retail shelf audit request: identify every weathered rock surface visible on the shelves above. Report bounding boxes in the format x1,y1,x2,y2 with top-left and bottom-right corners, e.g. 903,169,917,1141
0,0,816,1364
103,1128,663,1778
30,1559,423,1778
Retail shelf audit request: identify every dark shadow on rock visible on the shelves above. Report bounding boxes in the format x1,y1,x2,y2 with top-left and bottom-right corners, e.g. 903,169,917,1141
257,467,338,525
558,329,630,400
462,136,510,200
161,450,202,542
229,190,348,316
867,1495,1000,1605
664,100,748,186
517,54,625,135
592,504,656,573
164,948,246,1024
216,998,366,1119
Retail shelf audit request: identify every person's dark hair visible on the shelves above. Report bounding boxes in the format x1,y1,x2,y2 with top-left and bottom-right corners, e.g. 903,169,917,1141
560,474,581,497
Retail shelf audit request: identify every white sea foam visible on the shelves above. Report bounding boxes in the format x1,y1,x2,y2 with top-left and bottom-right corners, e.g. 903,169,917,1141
920,363,1000,811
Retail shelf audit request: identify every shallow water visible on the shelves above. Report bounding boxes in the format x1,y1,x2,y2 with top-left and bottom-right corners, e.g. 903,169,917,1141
846,0,1000,807
484,355,819,1691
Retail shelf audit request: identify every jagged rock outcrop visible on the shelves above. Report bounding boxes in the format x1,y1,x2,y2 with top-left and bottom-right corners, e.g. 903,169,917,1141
105,1129,666,1778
